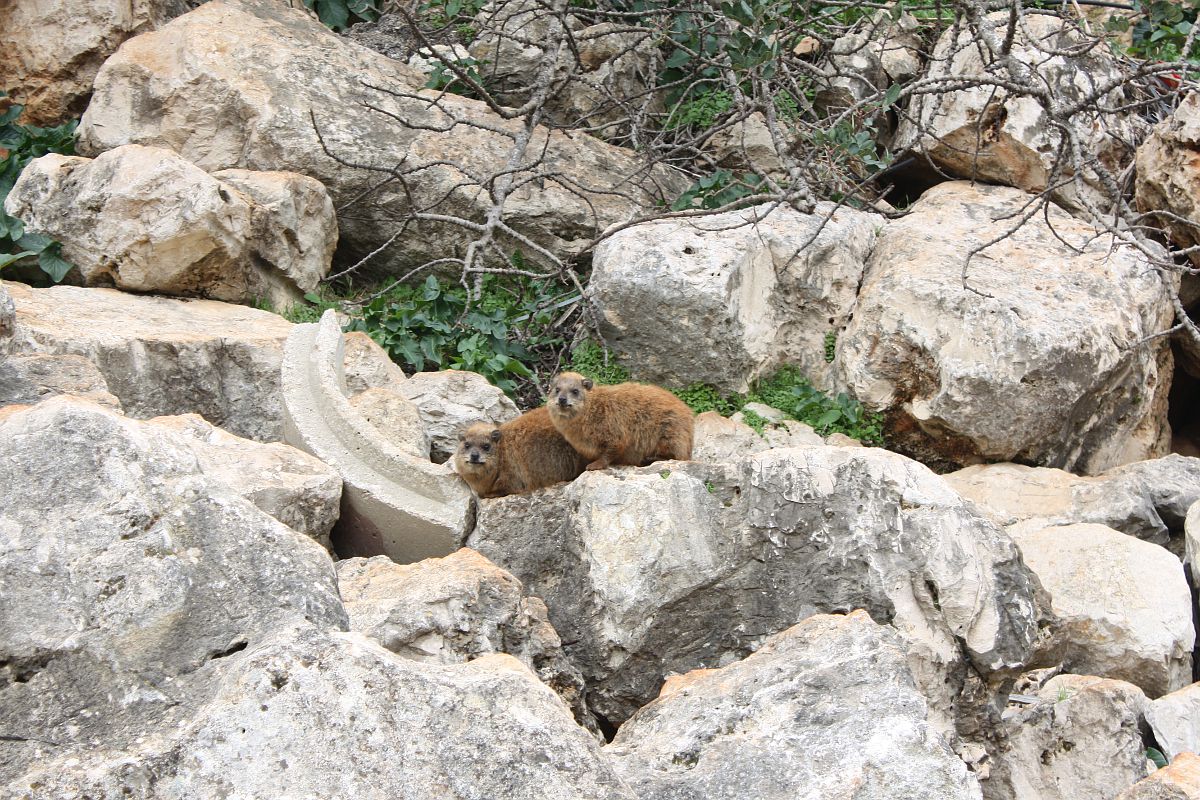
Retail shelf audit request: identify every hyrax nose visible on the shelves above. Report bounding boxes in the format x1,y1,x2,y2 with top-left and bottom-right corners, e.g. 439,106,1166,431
470,453,482,463
557,396,568,407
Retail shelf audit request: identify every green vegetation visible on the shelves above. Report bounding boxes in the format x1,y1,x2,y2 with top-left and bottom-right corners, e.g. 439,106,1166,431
1146,747,1169,769
740,407,770,434
1112,0,1199,61
302,0,378,31
569,341,884,444
823,330,837,363
0,92,75,281
671,170,764,211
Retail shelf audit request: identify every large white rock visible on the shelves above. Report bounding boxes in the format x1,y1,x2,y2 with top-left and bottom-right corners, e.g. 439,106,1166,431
6,627,639,799
468,446,1045,734
590,202,882,393
336,549,597,735
0,0,187,126
836,181,1175,474
1117,752,1200,800
606,611,982,800
1137,93,1200,274
1146,682,1200,760
0,397,348,786
0,282,292,441
0,352,122,411
945,456,1200,545
77,0,684,277
147,412,342,548
988,675,1151,800
1012,524,1194,697
398,369,520,464
1187,500,1200,574
5,146,336,307
893,12,1145,216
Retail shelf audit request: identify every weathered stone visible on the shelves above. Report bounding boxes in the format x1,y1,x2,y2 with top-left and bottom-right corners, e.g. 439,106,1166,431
709,112,788,176
468,446,1045,734
5,145,335,306
945,456,1200,546
78,0,683,278
0,283,13,341
282,312,473,563
398,369,520,464
693,411,827,463
348,387,430,460
0,352,122,411
607,611,982,800
1137,93,1200,274
336,549,597,735
893,12,1145,216
341,330,408,395
591,202,882,393
1187,500,1200,577
146,413,342,548
5,627,638,800
1012,524,1193,697
988,675,1151,800
0,282,292,441
816,11,922,126
0,0,188,126
836,181,1175,474
1118,752,1200,800
0,397,347,786
1147,682,1200,760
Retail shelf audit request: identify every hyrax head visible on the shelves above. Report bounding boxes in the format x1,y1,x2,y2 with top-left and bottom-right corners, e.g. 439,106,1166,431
456,422,502,469
550,372,594,418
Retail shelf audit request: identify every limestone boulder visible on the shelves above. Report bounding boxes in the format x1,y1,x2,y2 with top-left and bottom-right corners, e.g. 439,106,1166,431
1187,500,1200,575
816,11,923,125
336,549,597,735
0,282,292,441
341,331,409,395
606,611,982,800
1147,683,1200,760
398,369,520,463
5,145,336,307
146,413,342,548
1012,524,1193,697
893,12,1145,216
1118,752,1200,800
282,312,473,563
836,181,1175,474
0,397,348,786
348,387,430,460
591,202,882,393
0,0,188,126
0,353,122,411
78,0,684,277
945,456,1200,546
468,446,1045,733
989,675,1151,800
1137,93,1200,273
0,283,13,341
692,411,826,463
6,627,638,799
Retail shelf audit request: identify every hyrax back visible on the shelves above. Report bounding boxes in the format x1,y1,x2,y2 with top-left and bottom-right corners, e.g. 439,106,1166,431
547,372,694,471
453,406,587,498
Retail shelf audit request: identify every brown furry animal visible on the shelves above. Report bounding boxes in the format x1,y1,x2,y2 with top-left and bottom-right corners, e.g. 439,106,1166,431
453,406,588,498
548,372,694,471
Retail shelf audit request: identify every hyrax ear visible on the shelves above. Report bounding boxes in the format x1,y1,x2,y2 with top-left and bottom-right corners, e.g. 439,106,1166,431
582,377,594,390
490,429,502,442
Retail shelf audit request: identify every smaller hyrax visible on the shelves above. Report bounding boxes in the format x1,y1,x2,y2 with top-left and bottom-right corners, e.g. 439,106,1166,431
454,406,588,498
548,372,694,471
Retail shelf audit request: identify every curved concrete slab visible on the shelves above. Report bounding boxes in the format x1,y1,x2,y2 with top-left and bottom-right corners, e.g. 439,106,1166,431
281,311,473,562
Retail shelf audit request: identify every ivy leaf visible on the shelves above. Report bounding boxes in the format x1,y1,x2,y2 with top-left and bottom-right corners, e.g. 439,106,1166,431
37,244,73,282
0,250,36,270
882,83,902,109
665,48,692,68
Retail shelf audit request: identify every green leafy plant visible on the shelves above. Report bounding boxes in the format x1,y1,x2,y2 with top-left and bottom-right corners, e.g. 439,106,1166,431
425,55,488,98
1113,0,1200,61
823,330,837,363
671,169,764,211
663,89,733,131
1146,747,1169,770
671,382,740,416
303,0,378,31
0,93,76,281
744,366,884,444
740,407,769,434
569,339,632,385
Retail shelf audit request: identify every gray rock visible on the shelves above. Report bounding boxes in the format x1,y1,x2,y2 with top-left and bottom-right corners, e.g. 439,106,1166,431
341,331,409,395
5,627,638,799
0,282,13,341
591,202,882,393
1146,682,1200,760
946,456,1200,546
606,611,983,800
1116,752,1200,800
988,675,1151,800
0,282,293,441
349,387,431,460
0,397,347,786
78,0,683,278
5,146,336,307
1136,92,1200,275
336,549,598,736
146,412,343,548
0,352,122,411
1012,524,1193,697
467,446,1045,734
398,369,520,464
1187,500,1200,574
836,181,1174,474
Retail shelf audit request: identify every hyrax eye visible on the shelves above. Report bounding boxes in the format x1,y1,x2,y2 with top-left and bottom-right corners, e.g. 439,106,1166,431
482,444,491,452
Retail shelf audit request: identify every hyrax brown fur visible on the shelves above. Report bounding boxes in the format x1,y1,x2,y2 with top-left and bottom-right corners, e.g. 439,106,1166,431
454,406,588,499
548,372,694,471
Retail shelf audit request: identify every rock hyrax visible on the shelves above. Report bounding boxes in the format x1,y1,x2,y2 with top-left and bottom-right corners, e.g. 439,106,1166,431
548,371,694,471
454,406,588,498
